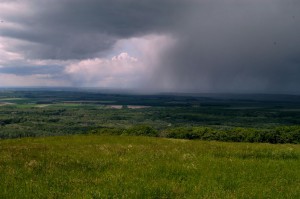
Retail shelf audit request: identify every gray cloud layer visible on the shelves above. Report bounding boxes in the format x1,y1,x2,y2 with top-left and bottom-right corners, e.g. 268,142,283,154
0,65,64,76
1,0,300,93
154,1,300,93
1,0,188,59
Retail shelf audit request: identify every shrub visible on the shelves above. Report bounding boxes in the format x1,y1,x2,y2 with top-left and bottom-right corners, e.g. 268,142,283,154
124,125,158,137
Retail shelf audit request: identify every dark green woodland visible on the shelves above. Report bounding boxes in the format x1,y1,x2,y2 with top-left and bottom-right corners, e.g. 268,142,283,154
1,89,299,143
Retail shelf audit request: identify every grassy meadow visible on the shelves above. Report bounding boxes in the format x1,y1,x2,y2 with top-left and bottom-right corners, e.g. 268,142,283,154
1,135,299,198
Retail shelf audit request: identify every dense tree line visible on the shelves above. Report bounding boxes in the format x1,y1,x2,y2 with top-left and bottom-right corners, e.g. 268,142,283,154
90,125,300,144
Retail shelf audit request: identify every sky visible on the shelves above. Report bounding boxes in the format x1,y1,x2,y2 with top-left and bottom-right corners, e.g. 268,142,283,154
0,0,300,94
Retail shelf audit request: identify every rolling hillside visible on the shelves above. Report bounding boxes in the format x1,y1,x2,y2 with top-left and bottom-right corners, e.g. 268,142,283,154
1,135,299,198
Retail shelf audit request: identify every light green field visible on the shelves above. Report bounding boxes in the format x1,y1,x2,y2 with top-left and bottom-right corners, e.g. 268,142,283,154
0,98,25,101
0,135,299,198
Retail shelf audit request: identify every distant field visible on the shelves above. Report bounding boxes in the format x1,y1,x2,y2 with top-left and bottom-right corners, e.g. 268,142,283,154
0,102,15,106
0,135,299,198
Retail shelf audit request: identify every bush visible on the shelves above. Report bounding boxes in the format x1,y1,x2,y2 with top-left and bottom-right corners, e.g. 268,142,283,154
124,125,158,137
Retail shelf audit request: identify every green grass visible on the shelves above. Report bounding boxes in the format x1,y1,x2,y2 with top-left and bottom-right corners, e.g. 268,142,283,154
0,135,300,198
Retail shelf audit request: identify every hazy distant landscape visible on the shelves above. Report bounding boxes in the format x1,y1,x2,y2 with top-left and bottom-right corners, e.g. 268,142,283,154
0,89,299,143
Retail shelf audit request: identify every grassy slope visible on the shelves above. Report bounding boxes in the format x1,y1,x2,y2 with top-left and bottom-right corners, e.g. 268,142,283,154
0,135,299,198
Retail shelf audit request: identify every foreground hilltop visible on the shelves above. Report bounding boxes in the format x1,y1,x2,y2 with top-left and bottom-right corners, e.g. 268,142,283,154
1,135,299,198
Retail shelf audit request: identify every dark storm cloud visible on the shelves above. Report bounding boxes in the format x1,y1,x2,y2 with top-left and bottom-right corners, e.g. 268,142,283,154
0,0,190,59
152,0,300,93
1,0,300,93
